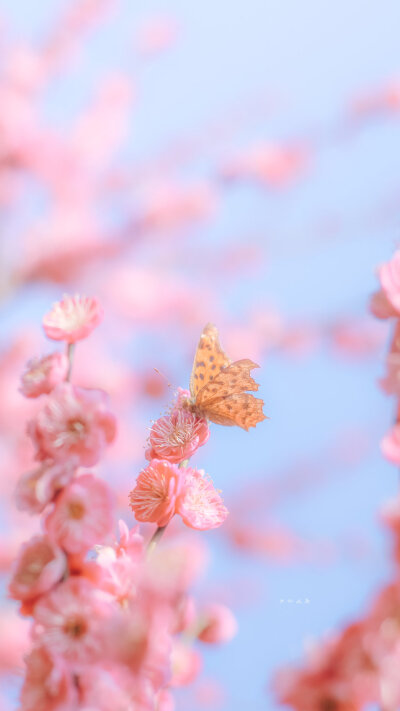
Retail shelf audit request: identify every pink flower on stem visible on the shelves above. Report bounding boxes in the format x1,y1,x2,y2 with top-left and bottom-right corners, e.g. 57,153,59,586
177,468,228,530
42,294,104,343
8,536,66,602
15,460,77,514
33,576,112,663
45,473,114,555
146,408,209,464
20,353,69,398
129,459,185,527
20,644,77,711
197,603,238,644
28,382,116,466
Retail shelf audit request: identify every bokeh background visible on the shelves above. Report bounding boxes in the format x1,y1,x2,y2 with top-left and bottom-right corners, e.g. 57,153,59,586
1,1,400,709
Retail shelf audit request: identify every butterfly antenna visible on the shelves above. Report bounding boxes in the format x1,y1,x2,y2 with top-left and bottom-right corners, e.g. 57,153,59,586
153,368,174,390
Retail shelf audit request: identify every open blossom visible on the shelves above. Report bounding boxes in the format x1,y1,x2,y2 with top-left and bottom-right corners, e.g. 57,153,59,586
129,459,185,527
20,353,68,398
42,294,104,343
15,460,77,514
146,408,209,464
33,576,112,663
9,536,66,602
20,644,77,711
177,468,228,530
45,473,114,555
28,382,116,466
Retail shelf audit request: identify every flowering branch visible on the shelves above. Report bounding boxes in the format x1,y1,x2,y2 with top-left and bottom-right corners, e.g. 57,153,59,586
10,296,241,710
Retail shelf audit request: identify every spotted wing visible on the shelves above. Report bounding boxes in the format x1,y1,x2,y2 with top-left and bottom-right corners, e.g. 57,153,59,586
196,359,266,430
189,323,231,400
196,359,260,407
205,392,267,430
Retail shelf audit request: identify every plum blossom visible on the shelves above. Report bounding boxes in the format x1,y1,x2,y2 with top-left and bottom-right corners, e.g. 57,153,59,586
145,408,209,464
177,468,228,530
45,473,114,555
28,382,116,466
129,459,185,527
20,644,77,711
15,460,77,514
33,576,112,663
20,352,68,398
9,535,66,602
197,602,238,644
43,294,103,343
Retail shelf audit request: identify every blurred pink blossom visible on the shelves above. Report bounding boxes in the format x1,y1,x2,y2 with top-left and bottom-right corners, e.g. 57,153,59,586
197,603,238,644
8,535,66,602
33,576,112,663
15,460,77,515
20,353,69,398
20,644,77,711
43,294,104,343
28,383,116,466
45,473,114,555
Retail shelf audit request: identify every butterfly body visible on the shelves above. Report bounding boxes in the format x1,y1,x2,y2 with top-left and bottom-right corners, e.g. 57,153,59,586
184,323,266,430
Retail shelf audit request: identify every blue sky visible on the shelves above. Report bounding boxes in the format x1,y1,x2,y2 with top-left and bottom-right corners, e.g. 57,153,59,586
2,1,400,709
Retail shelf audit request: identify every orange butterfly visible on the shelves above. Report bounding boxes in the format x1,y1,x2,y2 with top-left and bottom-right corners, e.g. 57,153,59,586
184,323,266,430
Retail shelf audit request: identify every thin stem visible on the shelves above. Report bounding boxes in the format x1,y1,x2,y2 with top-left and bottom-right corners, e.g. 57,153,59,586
66,343,75,382
147,525,167,555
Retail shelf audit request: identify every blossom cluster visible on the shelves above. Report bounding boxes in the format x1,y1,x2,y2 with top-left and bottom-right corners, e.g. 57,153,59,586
129,387,227,531
10,295,236,711
271,250,400,710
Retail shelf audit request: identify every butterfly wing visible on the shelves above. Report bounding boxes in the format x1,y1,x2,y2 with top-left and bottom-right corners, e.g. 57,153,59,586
196,359,266,430
196,359,260,407
189,323,231,399
205,392,266,430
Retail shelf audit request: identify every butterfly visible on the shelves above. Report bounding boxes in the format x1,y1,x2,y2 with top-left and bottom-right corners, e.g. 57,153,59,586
184,323,266,430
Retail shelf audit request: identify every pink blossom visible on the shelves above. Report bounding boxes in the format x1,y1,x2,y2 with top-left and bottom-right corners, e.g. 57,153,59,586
369,289,399,319
381,425,400,465
377,251,400,315
129,459,185,527
20,353,69,398
9,536,66,602
20,644,77,711
33,576,112,663
146,409,209,464
28,383,116,466
15,460,77,514
177,468,228,530
45,473,114,555
156,689,175,711
77,664,146,711
169,640,202,687
197,602,238,644
42,294,103,343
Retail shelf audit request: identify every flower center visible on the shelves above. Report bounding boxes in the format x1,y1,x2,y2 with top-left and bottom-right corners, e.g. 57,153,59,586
67,419,86,440
64,616,87,638
68,499,86,519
